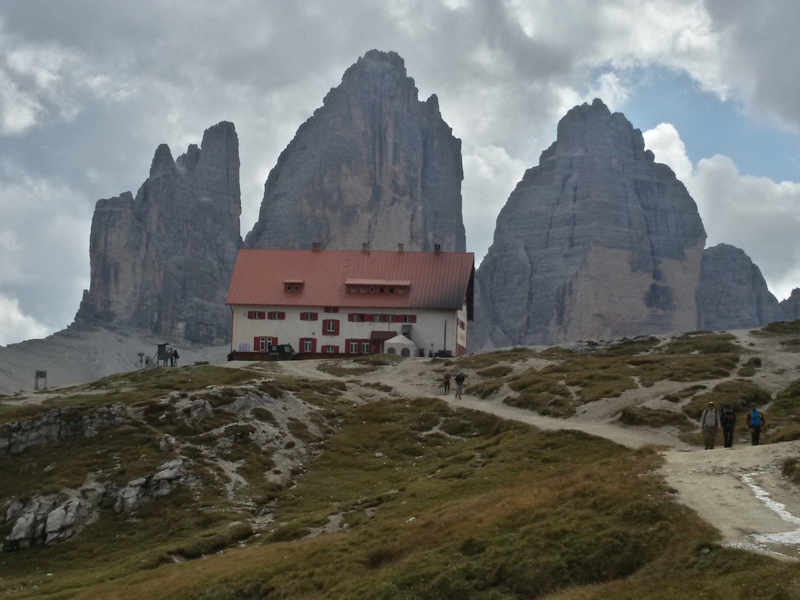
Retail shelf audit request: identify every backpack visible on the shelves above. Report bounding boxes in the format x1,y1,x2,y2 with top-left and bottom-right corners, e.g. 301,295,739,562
750,410,762,427
722,409,735,425
455,374,465,384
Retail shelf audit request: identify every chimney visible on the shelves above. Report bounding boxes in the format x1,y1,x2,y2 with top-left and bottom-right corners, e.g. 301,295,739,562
434,244,441,254
311,242,321,252
398,243,404,253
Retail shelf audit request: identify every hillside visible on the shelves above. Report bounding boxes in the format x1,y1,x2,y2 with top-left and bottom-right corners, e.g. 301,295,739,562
2,324,800,598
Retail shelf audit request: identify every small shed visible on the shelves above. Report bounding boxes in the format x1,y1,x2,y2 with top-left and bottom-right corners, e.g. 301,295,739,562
384,334,418,357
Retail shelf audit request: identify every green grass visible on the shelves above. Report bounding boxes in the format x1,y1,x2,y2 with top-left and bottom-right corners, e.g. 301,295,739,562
4,333,800,599
18,395,799,600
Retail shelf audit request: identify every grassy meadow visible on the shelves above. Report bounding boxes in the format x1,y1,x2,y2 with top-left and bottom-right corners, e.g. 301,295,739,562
2,326,800,598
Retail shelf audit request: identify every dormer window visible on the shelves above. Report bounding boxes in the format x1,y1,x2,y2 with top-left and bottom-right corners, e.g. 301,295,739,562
284,280,304,292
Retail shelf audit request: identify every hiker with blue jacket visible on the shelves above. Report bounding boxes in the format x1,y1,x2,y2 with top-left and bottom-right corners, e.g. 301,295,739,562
747,403,765,446
720,404,736,447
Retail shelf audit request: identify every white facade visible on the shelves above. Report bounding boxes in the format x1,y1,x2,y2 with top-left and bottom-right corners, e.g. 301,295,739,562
231,304,468,357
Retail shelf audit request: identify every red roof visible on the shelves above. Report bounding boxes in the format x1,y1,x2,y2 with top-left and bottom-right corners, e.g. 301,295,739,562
226,249,474,314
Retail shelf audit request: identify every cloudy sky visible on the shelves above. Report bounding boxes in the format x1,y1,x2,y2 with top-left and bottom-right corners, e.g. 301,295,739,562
1,0,799,346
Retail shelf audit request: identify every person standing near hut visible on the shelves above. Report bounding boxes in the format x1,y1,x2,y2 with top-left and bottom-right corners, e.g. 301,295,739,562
454,372,466,399
443,371,451,395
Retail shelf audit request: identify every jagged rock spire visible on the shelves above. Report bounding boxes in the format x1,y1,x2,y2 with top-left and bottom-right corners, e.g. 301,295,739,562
75,122,242,345
244,49,465,252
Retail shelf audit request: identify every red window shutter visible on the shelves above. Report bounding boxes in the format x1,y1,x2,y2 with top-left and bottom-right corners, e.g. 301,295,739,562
253,337,260,351
334,320,340,335
348,313,354,322
410,315,417,323
279,312,285,320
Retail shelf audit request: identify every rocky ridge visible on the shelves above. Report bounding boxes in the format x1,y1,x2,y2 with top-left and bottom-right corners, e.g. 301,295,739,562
1,377,327,550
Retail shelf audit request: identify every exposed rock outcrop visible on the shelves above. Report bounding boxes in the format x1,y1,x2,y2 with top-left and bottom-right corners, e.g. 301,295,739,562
780,289,800,320
471,99,707,349
696,244,785,330
74,122,242,345
244,50,465,252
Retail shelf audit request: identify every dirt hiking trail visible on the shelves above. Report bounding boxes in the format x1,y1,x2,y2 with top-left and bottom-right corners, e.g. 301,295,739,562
274,328,800,560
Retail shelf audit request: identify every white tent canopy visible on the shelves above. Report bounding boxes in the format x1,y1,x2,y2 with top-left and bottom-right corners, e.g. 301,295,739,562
384,334,418,357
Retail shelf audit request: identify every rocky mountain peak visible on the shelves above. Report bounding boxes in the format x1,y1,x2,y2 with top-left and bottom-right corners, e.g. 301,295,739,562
74,121,242,345
471,99,706,349
541,99,652,163
244,49,465,253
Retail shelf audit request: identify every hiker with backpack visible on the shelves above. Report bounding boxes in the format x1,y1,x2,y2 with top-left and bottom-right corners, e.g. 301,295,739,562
720,404,736,447
454,372,466,399
747,403,766,446
699,402,721,450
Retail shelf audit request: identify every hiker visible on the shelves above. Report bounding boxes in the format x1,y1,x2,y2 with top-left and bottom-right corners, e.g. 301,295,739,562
699,402,720,450
172,348,179,367
746,403,765,446
443,371,451,395
721,403,736,447
454,372,466,399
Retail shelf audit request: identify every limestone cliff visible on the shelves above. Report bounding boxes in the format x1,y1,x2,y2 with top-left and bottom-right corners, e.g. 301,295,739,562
472,99,706,350
780,288,800,320
74,122,241,345
696,244,785,330
244,50,465,252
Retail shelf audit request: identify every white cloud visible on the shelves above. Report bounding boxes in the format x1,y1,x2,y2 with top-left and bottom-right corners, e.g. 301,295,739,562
643,123,694,181
688,156,800,301
463,145,527,264
0,293,49,346
644,122,800,301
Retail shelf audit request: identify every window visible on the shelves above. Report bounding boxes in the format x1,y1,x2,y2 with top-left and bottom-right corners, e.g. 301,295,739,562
268,311,285,320
397,287,405,295
300,312,318,321
323,345,338,354
348,313,365,322
253,336,277,351
300,338,316,353
369,287,375,293
361,340,371,354
348,339,359,354
386,314,396,323
350,286,357,293
372,314,383,323
402,314,417,323
284,282,302,292
323,319,340,335
247,311,266,320
324,307,339,313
